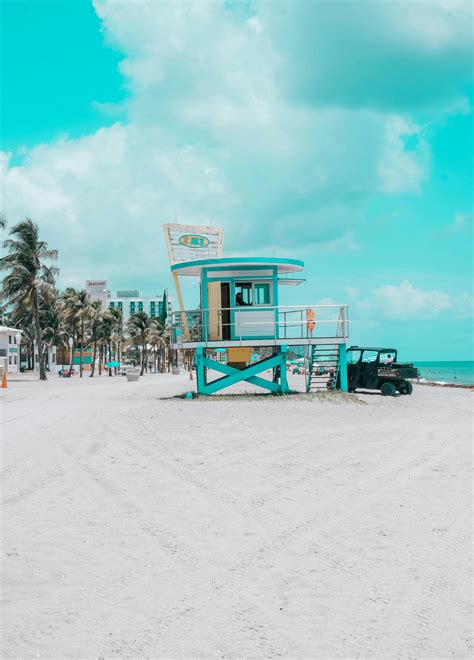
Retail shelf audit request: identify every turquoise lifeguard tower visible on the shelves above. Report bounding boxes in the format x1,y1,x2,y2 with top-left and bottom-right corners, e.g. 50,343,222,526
165,224,349,395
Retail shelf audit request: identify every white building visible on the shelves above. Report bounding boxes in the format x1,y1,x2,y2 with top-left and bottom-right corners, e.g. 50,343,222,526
0,326,22,373
108,290,172,322
85,280,110,308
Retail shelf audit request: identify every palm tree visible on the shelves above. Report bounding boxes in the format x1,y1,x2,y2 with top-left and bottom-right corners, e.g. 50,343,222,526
75,289,93,378
98,310,115,376
89,302,105,377
89,300,113,378
0,219,58,380
147,318,169,372
127,311,150,375
109,307,124,374
59,288,80,373
40,285,63,370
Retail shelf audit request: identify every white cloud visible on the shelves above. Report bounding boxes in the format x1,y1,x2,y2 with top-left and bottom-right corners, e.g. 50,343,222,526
247,16,263,34
451,212,472,232
1,0,468,289
356,280,473,321
377,116,429,193
345,287,360,299
257,0,473,111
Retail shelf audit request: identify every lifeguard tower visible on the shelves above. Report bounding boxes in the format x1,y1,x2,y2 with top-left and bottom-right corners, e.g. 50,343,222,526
164,224,349,395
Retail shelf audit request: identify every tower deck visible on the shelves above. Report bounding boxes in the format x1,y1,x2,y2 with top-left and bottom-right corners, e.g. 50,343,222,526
171,303,349,350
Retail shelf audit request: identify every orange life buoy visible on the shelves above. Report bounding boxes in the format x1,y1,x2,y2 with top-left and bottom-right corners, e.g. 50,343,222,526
306,307,316,333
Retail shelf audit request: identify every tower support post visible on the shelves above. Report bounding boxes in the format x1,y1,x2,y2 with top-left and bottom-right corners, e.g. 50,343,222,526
339,344,348,392
195,346,206,394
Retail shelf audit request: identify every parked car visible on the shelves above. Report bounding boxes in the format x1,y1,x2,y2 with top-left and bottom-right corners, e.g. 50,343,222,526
345,346,419,396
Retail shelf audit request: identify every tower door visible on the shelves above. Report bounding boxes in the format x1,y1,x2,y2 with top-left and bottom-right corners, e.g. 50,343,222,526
221,283,231,340
207,282,222,340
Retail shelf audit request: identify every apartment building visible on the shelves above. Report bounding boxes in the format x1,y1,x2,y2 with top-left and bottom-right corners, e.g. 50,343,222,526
108,290,172,322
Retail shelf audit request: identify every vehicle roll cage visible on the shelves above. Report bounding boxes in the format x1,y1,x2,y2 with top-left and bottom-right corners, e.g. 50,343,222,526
347,346,398,362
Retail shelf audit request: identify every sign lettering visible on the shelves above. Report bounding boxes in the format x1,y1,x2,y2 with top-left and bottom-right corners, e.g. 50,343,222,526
179,234,210,249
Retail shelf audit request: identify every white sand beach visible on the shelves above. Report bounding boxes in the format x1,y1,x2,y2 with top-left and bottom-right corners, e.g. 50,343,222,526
1,374,472,659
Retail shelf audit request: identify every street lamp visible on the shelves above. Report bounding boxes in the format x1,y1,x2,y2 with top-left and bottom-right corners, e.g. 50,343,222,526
68,337,73,370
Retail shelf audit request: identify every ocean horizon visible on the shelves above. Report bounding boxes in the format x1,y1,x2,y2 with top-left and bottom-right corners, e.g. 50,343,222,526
414,361,474,386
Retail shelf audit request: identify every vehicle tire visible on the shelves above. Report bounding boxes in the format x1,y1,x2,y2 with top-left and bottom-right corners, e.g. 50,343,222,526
381,382,396,397
405,381,413,395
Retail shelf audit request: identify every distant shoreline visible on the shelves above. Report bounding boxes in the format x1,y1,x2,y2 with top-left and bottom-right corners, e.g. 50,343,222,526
413,380,474,390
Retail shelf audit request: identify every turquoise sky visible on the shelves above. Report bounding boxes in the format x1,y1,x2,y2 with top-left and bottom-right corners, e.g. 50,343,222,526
1,0,472,359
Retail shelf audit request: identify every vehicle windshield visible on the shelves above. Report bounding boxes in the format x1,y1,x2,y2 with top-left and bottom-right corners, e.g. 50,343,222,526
347,350,362,364
362,351,379,363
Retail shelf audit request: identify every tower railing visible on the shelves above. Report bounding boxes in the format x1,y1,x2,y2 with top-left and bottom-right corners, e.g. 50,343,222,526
171,304,349,345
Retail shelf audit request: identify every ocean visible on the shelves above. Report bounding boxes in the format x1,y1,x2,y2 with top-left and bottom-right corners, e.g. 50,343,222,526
414,361,474,386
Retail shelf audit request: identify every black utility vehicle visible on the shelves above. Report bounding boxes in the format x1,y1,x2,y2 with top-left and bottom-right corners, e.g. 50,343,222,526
346,346,419,396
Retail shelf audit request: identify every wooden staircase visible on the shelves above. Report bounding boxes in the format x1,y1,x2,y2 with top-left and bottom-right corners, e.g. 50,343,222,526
306,344,341,392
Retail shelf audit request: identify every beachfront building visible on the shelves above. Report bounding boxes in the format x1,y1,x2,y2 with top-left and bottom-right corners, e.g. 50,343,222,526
0,326,22,374
23,342,57,373
169,252,349,395
108,290,172,322
56,346,92,372
85,280,110,308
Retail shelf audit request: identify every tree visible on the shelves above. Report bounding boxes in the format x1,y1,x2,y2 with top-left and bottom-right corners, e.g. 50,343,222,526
1,219,58,380
89,301,106,378
60,288,96,376
160,289,168,324
59,288,81,373
147,318,168,372
74,289,93,378
109,307,124,374
97,309,115,376
40,284,63,369
127,311,150,375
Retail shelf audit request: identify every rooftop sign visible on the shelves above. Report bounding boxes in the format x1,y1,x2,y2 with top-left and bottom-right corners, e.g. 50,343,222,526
179,234,210,249
163,223,224,265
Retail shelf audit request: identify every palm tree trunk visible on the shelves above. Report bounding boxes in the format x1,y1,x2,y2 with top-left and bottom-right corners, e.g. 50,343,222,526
90,336,97,377
80,318,84,377
98,344,102,375
32,289,47,381
69,339,76,372
140,344,146,376
108,342,112,376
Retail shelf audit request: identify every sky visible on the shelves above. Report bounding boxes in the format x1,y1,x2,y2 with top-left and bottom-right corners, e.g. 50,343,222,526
0,0,472,360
